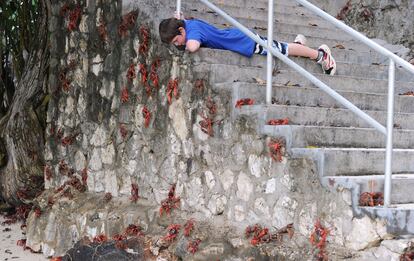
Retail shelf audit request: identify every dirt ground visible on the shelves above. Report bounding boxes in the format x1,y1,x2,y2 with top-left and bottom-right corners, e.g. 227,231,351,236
0,216,47,261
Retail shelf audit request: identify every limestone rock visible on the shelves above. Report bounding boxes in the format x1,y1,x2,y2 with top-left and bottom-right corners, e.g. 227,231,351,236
90,126,107,147
168,98,188,140
345,216,382,250
204,171,216,190
236,172,253,202
220,169,234,191
208,194,227,215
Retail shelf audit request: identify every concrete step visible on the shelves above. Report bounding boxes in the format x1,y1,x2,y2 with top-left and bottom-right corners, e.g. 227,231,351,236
262,125,414,149
231,82,414,113
322,174,414,205
187,0,317,14
195,64,414,94
192,49,414,81
291,147,414,176
234,104,414,130
169,4,338,30
359,204,414,235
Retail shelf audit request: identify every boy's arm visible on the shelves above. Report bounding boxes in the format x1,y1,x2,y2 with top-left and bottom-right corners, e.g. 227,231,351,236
186,40,200,52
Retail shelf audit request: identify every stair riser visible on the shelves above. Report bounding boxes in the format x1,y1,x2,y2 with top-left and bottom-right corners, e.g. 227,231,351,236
198,64,414,94
263,125,414,149
294,149,414,176
233,83,414,113
191,0,317,14
192,51,414,81
177,2,335,29
322,176,414,204
236,104,414,131
361,207,414,235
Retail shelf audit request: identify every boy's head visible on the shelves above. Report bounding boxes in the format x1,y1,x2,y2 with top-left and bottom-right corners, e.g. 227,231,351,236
159,18,186,47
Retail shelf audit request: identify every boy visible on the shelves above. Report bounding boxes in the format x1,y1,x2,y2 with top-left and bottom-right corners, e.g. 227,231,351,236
159,16,336,75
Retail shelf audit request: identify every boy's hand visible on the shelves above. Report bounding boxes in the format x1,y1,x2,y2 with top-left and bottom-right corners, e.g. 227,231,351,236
174,11,184,19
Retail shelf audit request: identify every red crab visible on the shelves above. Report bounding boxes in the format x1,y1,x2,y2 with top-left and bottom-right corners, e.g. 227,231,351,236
310,220,329,261
130,183,139,202
206,97,217,115
139,64,148,84
268,140,284,162
184,219,195,237
199,112,214,137
162,224,181,242
150,58,160,88
139,26,150,55
119,124,128,139
124,224,143,237
81,168,88,185
166,78,179,105
267,118,289,126
67,6,82,32
118,11,137,37
97,20,108,41
159,184,181,216
104,192,112,203
121,87,129,103
93,234,108,244
142,106,151,128
44,165,53,181
359,192,384,207
194,79,205,94
235,98,254,108
187,239,201,254
126,64,136,82
250,227,269,246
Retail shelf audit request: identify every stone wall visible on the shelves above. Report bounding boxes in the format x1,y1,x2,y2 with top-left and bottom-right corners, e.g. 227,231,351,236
24,0,404,259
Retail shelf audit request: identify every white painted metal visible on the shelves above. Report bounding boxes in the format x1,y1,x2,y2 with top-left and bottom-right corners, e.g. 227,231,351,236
266,0,274,105
197,0,386,134
384,59,395,206
177,0,182,16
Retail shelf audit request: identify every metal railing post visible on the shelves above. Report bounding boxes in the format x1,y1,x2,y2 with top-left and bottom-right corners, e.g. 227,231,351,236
177,0,182,16
266,0,274,105
384,59,395,207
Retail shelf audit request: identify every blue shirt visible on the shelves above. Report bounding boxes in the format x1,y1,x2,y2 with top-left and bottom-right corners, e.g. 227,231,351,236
185,19,256,57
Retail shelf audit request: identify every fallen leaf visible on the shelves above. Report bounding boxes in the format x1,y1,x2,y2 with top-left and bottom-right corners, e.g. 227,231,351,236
309,23,318,27
254,26,266,30
333,44,345,49
253,77,266,85
284,81,301,87
306,146,319,149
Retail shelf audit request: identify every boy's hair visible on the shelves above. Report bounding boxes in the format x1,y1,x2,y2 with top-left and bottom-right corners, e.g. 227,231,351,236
159,18,185,44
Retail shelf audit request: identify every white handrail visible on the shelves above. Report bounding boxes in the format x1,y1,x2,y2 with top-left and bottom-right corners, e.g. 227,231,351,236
295,0,414,209
266,0,274,104
177,0,414,207
197,0,386,134
384,59,395,206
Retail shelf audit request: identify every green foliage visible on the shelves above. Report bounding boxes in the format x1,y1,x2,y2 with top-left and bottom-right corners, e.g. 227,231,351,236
0,0,40,114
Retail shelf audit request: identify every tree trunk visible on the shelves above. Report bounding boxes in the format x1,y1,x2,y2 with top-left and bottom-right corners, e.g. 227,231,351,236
0,0,50,205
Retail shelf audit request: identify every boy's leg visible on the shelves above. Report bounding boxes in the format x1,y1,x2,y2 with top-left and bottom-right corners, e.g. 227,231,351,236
287,43,318,59
254,35,336,75
288,42,336,76
254,35,288,56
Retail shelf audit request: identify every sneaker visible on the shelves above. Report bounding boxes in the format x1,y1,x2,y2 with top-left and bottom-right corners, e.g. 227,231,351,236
317,44,336,75
294,34,307,46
